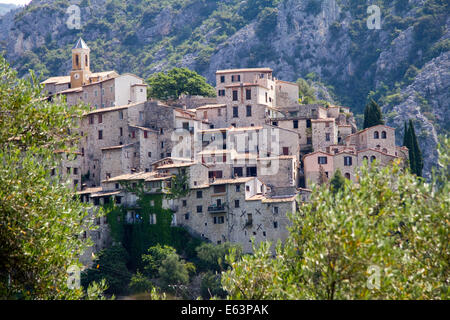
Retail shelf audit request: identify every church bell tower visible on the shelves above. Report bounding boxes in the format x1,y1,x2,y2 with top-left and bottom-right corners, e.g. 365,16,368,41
70,38,91,88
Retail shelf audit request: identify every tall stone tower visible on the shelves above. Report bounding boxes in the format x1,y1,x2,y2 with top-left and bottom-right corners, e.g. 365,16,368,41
70,38,91,88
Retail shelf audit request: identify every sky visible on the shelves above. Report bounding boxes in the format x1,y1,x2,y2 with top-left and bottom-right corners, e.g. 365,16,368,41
0,0,32,5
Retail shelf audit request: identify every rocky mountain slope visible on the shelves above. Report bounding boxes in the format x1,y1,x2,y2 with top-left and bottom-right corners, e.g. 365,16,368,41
0,0,448,177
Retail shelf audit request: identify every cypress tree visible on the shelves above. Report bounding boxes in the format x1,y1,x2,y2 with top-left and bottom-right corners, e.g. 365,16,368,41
409,120,423,177
363,99,384,128
404,120,416,174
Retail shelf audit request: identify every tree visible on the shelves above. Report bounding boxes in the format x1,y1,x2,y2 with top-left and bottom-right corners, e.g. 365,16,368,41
409,120,423,177
222,149,449,299
296,78,317,104
142,244,177,277
196,242,242,272
329,169,346,194
403,120,423,177
147,67,216,101
128,272,153,294
363,99,384,129
158,253,190,287
81,244,131,295
318,165,328,185
0,55,97,299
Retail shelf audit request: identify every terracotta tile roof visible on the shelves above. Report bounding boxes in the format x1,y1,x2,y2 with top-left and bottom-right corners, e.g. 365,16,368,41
77,187,102,195
101,143,134,151
42,76,71,85
210,177,254,185
86,102,142,115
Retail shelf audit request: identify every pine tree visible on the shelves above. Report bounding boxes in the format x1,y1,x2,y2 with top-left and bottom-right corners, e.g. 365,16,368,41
409,120,423,177
363,99,384,129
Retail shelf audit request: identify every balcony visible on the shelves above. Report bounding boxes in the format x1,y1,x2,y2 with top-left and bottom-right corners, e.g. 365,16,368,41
207,203,226,213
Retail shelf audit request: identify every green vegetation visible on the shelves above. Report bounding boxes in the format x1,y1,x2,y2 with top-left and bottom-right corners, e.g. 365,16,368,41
363,99,384,129
222,144,449,299
403,119,424,177
329,169,346,194
0,54,105,299
147,67,216,101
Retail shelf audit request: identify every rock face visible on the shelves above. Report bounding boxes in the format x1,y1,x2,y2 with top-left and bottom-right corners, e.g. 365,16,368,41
0,0,448,177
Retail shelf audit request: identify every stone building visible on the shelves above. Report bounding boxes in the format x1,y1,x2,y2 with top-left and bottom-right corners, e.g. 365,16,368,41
42,41,408,260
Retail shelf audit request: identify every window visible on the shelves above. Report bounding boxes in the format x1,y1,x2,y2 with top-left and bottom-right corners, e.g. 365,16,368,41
345,173,351,179
273,206,279,214
236,184,241,192
273,221,278,229
325,133,330,141
98,130,103,140
272,121,278,126
218,108,222,116
197,205,203,213
374,131,379,139
381,131,387,139
344,156,352,166
160,141,164,148
246,89,251,100
325,122,330,128
89,115,94,124
283,147,289,155
246,105,252,117
293,120,298,129
67,167,71,174
232,90,238,101
213,185,226,193
119,111,123,119
220,75,225,83
218,89,225,96
265,92,268,103
370,155,376,162
235,200,240,208
73,168,78,175
231,75,240,82
139,111,144,121
196,191,203,199
182,200,187,207
306,119,311,128
213,216,225,224
119,127,123,136
131,131,135,139
233,106,238,118
144,131,148,139
318,156,327,164
148,152,151,158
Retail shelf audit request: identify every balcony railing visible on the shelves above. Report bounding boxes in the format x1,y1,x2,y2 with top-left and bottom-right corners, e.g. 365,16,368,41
207,204,226,213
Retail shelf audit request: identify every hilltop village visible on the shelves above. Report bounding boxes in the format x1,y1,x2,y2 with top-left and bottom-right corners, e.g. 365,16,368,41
43,38,409,263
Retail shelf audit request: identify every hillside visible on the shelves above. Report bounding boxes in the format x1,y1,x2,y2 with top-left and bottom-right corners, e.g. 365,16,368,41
0,0,448,177
0,4,18,16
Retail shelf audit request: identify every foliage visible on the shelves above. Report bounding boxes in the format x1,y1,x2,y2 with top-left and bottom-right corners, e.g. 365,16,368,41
255,7,278,39
196,242,242,272
296,78,317,104
0,54,96,299
147,67,216,101
158,252,190,287
223,153,449,299
329,169,346,194
403,120,424,177
81,244,132,295
167,168,190,199
142,244,177,278
363,99,384,129
128,271,154,293
305,0,322,16
200,271,227,299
